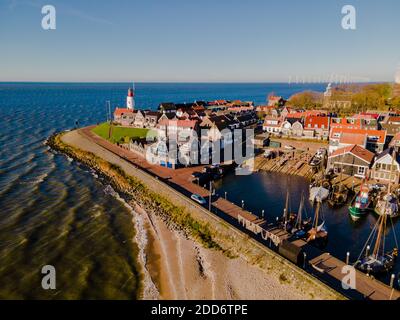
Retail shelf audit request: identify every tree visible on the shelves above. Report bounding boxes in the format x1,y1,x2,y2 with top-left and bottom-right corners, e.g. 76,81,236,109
288,91,323,109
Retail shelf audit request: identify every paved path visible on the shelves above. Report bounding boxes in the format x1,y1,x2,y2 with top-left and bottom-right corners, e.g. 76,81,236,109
81,126,210,198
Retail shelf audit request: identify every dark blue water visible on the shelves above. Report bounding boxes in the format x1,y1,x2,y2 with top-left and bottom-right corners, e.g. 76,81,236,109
0,82,330,299
214,172,400,286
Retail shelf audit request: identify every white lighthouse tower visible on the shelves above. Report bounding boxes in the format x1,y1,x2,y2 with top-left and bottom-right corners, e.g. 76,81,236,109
126,86,135,110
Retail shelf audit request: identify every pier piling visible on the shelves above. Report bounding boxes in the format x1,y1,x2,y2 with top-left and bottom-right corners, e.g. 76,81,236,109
390,274,396,288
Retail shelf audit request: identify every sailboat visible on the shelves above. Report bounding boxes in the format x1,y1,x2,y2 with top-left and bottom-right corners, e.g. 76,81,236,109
309,186,329,203
281,191,297,232
348,182,371,221
306,199,328,246
355,214,398,274
328,162,349,207
290,192,312,238
374,149,399,218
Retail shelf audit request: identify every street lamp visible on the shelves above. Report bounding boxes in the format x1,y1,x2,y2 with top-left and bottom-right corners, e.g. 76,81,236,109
241,200,244,209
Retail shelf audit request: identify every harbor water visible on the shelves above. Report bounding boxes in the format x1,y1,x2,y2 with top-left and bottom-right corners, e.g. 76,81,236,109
214,171,400,286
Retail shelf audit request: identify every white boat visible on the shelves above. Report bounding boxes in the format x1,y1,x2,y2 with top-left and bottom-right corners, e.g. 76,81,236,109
373,148,399,218
375,193,399,218
309,187,329,203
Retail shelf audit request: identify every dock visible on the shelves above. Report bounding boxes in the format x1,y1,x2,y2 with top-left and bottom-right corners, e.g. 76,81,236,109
214,198,400,300
310,253,400,300
255,151,316,179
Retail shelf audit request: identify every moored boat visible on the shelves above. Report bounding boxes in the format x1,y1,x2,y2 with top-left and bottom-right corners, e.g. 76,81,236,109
348,184,371,221
354,213,398,274
306,200,328,247
373,148,400,218
375,193,399,218
309,186,329,203
309,149,325,168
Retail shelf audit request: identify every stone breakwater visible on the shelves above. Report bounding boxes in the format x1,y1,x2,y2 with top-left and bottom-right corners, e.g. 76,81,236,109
47,131,345,300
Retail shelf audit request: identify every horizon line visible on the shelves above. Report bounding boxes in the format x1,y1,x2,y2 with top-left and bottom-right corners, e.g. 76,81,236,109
0,80,391,85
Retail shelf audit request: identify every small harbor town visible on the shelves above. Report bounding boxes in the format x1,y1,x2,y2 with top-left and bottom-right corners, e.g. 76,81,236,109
51,82,400,300
4,1,400,312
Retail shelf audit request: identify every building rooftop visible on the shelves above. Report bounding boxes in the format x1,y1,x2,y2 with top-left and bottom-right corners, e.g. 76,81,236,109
329,145,374,163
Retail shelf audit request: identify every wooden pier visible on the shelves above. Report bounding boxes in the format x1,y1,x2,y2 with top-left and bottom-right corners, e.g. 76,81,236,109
310,253,400,300
214,197,400,300
254,151,316,179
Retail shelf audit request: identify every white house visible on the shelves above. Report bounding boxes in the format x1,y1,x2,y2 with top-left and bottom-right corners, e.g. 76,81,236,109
263,117,282,134
370,148,400,184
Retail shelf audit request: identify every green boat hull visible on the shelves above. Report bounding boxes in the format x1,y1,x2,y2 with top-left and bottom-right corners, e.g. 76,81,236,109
348,206,368,220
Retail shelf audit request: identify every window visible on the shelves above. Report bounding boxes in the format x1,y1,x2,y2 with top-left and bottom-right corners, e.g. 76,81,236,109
358,167,366,175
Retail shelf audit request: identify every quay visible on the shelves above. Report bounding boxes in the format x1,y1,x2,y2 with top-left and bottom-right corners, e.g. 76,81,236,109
310,253,400,300
66,126,399,300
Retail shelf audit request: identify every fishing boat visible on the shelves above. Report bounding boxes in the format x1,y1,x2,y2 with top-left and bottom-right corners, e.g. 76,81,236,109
309,148,326,168
328,161,349,207
354,213,398,274
309,186,329,203
290,193,312,239
375,193,399,218
328,185,349,208
348,184,371,221
306,200,328,246
374,149,399,218
281,191,297,232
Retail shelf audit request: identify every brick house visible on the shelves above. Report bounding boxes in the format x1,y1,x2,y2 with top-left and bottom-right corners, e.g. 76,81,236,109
327,145,375,178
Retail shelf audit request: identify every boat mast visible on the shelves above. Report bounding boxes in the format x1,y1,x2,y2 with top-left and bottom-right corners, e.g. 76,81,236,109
283,191,289,222
296,193,304,228
388,148,396,195
382,148,397,215
339,161,344,191
372,214,387,258
314,200,321,230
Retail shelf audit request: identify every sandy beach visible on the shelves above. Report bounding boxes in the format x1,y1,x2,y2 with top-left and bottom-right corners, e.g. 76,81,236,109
61,129,340,300
141,207,309,300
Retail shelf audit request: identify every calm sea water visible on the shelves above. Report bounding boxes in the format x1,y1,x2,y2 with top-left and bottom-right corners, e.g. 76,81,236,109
0,82,330,299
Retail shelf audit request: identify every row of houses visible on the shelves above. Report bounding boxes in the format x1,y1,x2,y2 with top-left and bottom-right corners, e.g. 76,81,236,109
113,96,259,169
257,100,400,183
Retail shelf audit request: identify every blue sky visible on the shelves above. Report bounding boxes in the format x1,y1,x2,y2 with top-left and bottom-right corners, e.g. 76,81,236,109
1,0,399,82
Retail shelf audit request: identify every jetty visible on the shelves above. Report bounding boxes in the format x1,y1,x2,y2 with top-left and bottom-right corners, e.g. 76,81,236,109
255,150,316,179
310,253,400,300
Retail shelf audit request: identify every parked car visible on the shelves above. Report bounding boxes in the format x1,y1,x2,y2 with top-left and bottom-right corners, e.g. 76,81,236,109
284,145,295,150
190,194,207,205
